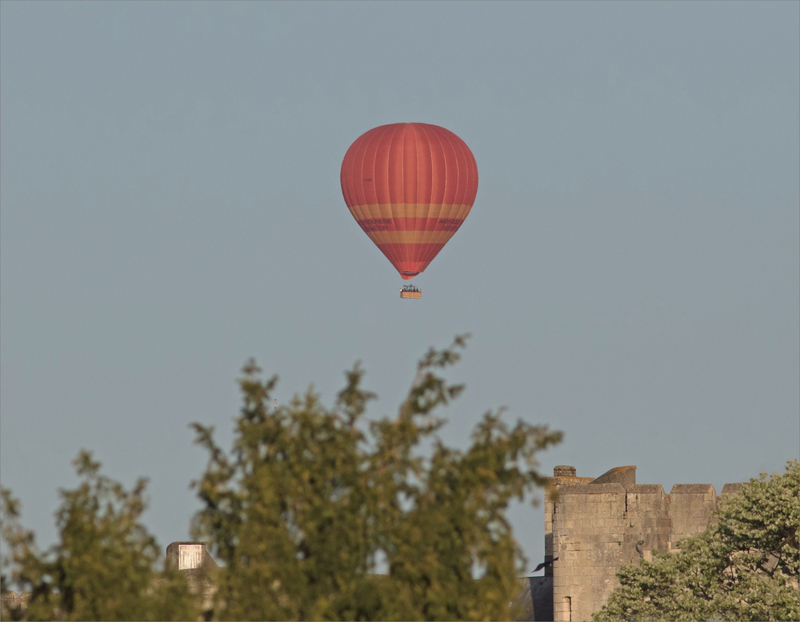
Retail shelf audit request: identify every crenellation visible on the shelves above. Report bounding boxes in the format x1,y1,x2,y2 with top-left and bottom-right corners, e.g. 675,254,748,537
720,483,742,497
669,483,718,546
671,483,716,495
534,465,744,622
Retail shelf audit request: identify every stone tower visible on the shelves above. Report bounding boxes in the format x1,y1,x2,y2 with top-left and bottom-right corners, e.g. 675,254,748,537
531,465,742,621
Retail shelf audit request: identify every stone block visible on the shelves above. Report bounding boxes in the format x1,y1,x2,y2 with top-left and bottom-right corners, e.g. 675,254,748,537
590,465,636,488
721,483,744,498
165,541,218,571
560,483,626,496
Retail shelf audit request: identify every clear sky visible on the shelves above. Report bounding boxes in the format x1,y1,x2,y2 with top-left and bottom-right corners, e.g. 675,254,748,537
2,1,798,573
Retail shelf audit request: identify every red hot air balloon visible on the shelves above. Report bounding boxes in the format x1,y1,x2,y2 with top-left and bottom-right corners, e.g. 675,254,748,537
340,123,479,287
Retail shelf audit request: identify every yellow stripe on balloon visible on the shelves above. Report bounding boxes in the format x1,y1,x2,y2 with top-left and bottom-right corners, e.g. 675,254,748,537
348,203,473,220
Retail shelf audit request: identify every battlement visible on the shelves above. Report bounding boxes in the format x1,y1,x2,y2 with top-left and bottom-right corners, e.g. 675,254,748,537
538,465,744,622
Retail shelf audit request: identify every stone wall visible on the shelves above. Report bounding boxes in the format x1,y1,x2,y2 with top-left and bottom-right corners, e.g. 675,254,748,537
625,484,672,561
531,465,743,622
669,484,717,550
543,465,595,576
552,482,630,622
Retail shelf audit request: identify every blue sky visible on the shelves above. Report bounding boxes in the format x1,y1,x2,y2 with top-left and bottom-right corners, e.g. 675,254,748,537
2,1,798,572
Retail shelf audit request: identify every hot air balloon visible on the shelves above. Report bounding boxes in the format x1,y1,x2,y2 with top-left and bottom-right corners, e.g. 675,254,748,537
340,123,478,297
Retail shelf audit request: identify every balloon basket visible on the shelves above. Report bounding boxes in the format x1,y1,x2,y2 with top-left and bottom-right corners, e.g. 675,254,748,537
400,284,422,299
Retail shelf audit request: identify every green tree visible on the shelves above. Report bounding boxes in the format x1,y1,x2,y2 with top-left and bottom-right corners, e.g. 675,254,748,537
1,452,200,621
594,460,800,622
191,336,562,620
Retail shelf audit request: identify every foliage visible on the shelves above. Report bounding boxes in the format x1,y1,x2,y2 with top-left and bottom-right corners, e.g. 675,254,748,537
191,336,562,620
594,460,800,622
0,452,200,621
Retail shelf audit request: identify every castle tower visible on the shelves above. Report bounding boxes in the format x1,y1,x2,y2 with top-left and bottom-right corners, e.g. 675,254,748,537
539,466,740,622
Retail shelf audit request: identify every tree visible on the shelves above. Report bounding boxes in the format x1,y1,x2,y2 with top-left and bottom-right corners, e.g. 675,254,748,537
1,452,200,621
190,336,562,620
594,460,800,622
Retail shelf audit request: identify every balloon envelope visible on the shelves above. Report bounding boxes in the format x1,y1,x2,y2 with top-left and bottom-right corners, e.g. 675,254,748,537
340,123,478,279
